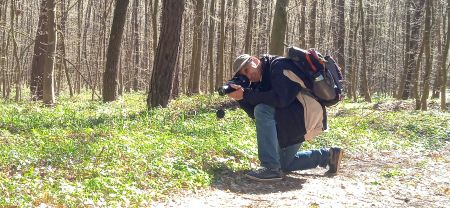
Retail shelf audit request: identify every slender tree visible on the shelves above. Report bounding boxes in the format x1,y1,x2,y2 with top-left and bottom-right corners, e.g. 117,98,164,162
308,0,318,48
43,0,57,106
207,0,216,93
336,0,346,74
358,0,371,102
30,0,48,101
132,0,140,91
188,0,204,94
244,0,253,54
148,0,185,108
102,0,129,102
215,0,225,88
420,0,432,110
441,0,450,110
269,0,289,55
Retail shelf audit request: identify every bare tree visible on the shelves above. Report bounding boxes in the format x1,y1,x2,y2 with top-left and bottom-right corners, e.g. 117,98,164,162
43,0,57,106
441,0,450,110
269,0,289,55
30,0,49,101
420,0,433,110
188,0,204,94
148,0,185,108
358,0,371,102
102,0,129,102
244,0,253,54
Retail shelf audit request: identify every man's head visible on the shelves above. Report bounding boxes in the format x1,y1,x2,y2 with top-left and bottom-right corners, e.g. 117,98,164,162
233,54,262,82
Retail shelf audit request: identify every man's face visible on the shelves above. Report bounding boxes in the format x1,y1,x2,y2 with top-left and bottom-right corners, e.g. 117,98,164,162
239,58,261,82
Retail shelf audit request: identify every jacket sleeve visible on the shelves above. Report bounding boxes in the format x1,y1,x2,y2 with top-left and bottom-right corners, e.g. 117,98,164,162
237,100,255,119
243,65,302,108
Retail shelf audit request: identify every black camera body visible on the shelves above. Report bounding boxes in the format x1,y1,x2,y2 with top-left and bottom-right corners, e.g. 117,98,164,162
218,75,250,96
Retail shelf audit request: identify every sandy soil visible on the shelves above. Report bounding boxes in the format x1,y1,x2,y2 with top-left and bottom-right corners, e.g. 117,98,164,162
153,142,450,208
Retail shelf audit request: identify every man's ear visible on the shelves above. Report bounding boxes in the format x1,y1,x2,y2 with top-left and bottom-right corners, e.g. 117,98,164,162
250,57,258,68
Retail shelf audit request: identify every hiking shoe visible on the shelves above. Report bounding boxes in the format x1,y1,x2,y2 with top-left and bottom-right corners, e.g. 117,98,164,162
326,147,344,174
245,167,283,181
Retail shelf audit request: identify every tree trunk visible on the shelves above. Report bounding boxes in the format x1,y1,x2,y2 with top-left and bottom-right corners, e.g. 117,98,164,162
132,0,140,91
10,0,21,102
269,0,289,55
397,0,411,99
358,0,371,102
43,0,56,106
244,0,253,54
59,0,73,97
151,0,159,52
308,0,317,48
336,0,346,75
207,0,216,93
441,0,450,110
298,0,306,48
76,0,83,94
102,0,129,102
413,36,426,110
400,0,425,99
30,0,48,101
147,0,185,108
420,0,432,110
216,0,225,88
188,0,204,94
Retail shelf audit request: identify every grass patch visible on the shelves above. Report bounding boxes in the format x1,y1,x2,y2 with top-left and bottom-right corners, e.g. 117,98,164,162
0,93,448,206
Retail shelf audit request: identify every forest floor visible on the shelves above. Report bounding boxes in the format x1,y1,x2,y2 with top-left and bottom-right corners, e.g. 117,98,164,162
153,143,450,208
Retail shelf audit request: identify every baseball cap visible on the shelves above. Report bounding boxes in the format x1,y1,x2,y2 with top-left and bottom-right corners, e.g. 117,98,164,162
232,54,252,75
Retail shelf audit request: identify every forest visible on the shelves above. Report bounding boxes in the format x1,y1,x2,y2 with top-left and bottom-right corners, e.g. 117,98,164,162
0,0,448,108
0,0,449,207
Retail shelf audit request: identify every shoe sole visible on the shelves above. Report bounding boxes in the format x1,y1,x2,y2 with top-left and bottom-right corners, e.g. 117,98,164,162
245,174,283,182
334,148,344,173
327,148,344,175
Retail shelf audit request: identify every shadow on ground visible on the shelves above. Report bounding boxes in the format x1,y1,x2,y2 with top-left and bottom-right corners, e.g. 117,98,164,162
210,168,337,195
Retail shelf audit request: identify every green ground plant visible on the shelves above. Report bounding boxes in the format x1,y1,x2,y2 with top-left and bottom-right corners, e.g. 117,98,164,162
0,93,448,207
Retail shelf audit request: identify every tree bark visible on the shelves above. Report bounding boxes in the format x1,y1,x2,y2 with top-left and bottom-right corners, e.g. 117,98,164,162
269,0,289,56
30,0,48,101
188,0,204,94
298,0,306,48
215,0,225,88
358,0,371,102
147,0,185,108
151,0,158,52
441,0,450,110
336,0,346,75
132,0,140,91
102,0,129,102
397,0,411,99
244,0,253,54
420,0,432,110
400,0,425,99
308,0,317,48
207,0,216,93
43,0,56,106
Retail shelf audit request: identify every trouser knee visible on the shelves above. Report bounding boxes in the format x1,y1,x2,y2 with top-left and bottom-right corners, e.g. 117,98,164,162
254,104,275,120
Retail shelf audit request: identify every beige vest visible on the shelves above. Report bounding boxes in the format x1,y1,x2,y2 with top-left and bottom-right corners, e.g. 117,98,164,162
283,70,324,141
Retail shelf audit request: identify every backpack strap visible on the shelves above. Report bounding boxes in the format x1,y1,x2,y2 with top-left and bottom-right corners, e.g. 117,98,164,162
305,53,316,72
282,69,324,141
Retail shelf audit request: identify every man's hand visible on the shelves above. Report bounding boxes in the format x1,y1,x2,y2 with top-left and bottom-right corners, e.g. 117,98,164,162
227,84,244,100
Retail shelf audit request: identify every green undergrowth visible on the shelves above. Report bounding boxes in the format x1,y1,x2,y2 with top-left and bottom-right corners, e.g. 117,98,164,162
0,93,449,207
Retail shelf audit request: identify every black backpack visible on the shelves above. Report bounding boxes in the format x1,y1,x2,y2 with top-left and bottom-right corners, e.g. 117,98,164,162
286,46,344,106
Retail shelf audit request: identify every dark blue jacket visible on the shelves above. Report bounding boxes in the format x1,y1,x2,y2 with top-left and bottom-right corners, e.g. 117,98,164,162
238,55,313,148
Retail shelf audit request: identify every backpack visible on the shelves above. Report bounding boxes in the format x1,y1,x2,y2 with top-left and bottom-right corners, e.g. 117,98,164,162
276,46,344,141
285,46,344,107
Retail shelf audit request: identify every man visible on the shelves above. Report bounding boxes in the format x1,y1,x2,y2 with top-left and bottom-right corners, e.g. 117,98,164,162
227,54,344,181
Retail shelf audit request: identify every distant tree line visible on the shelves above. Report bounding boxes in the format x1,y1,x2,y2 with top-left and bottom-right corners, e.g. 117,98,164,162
0,0,448,110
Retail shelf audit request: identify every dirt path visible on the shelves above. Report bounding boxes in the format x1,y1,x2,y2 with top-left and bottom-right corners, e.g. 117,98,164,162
153,142,450,208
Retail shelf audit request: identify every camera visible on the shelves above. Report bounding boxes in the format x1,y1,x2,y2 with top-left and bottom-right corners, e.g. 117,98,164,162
217,75,250,96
